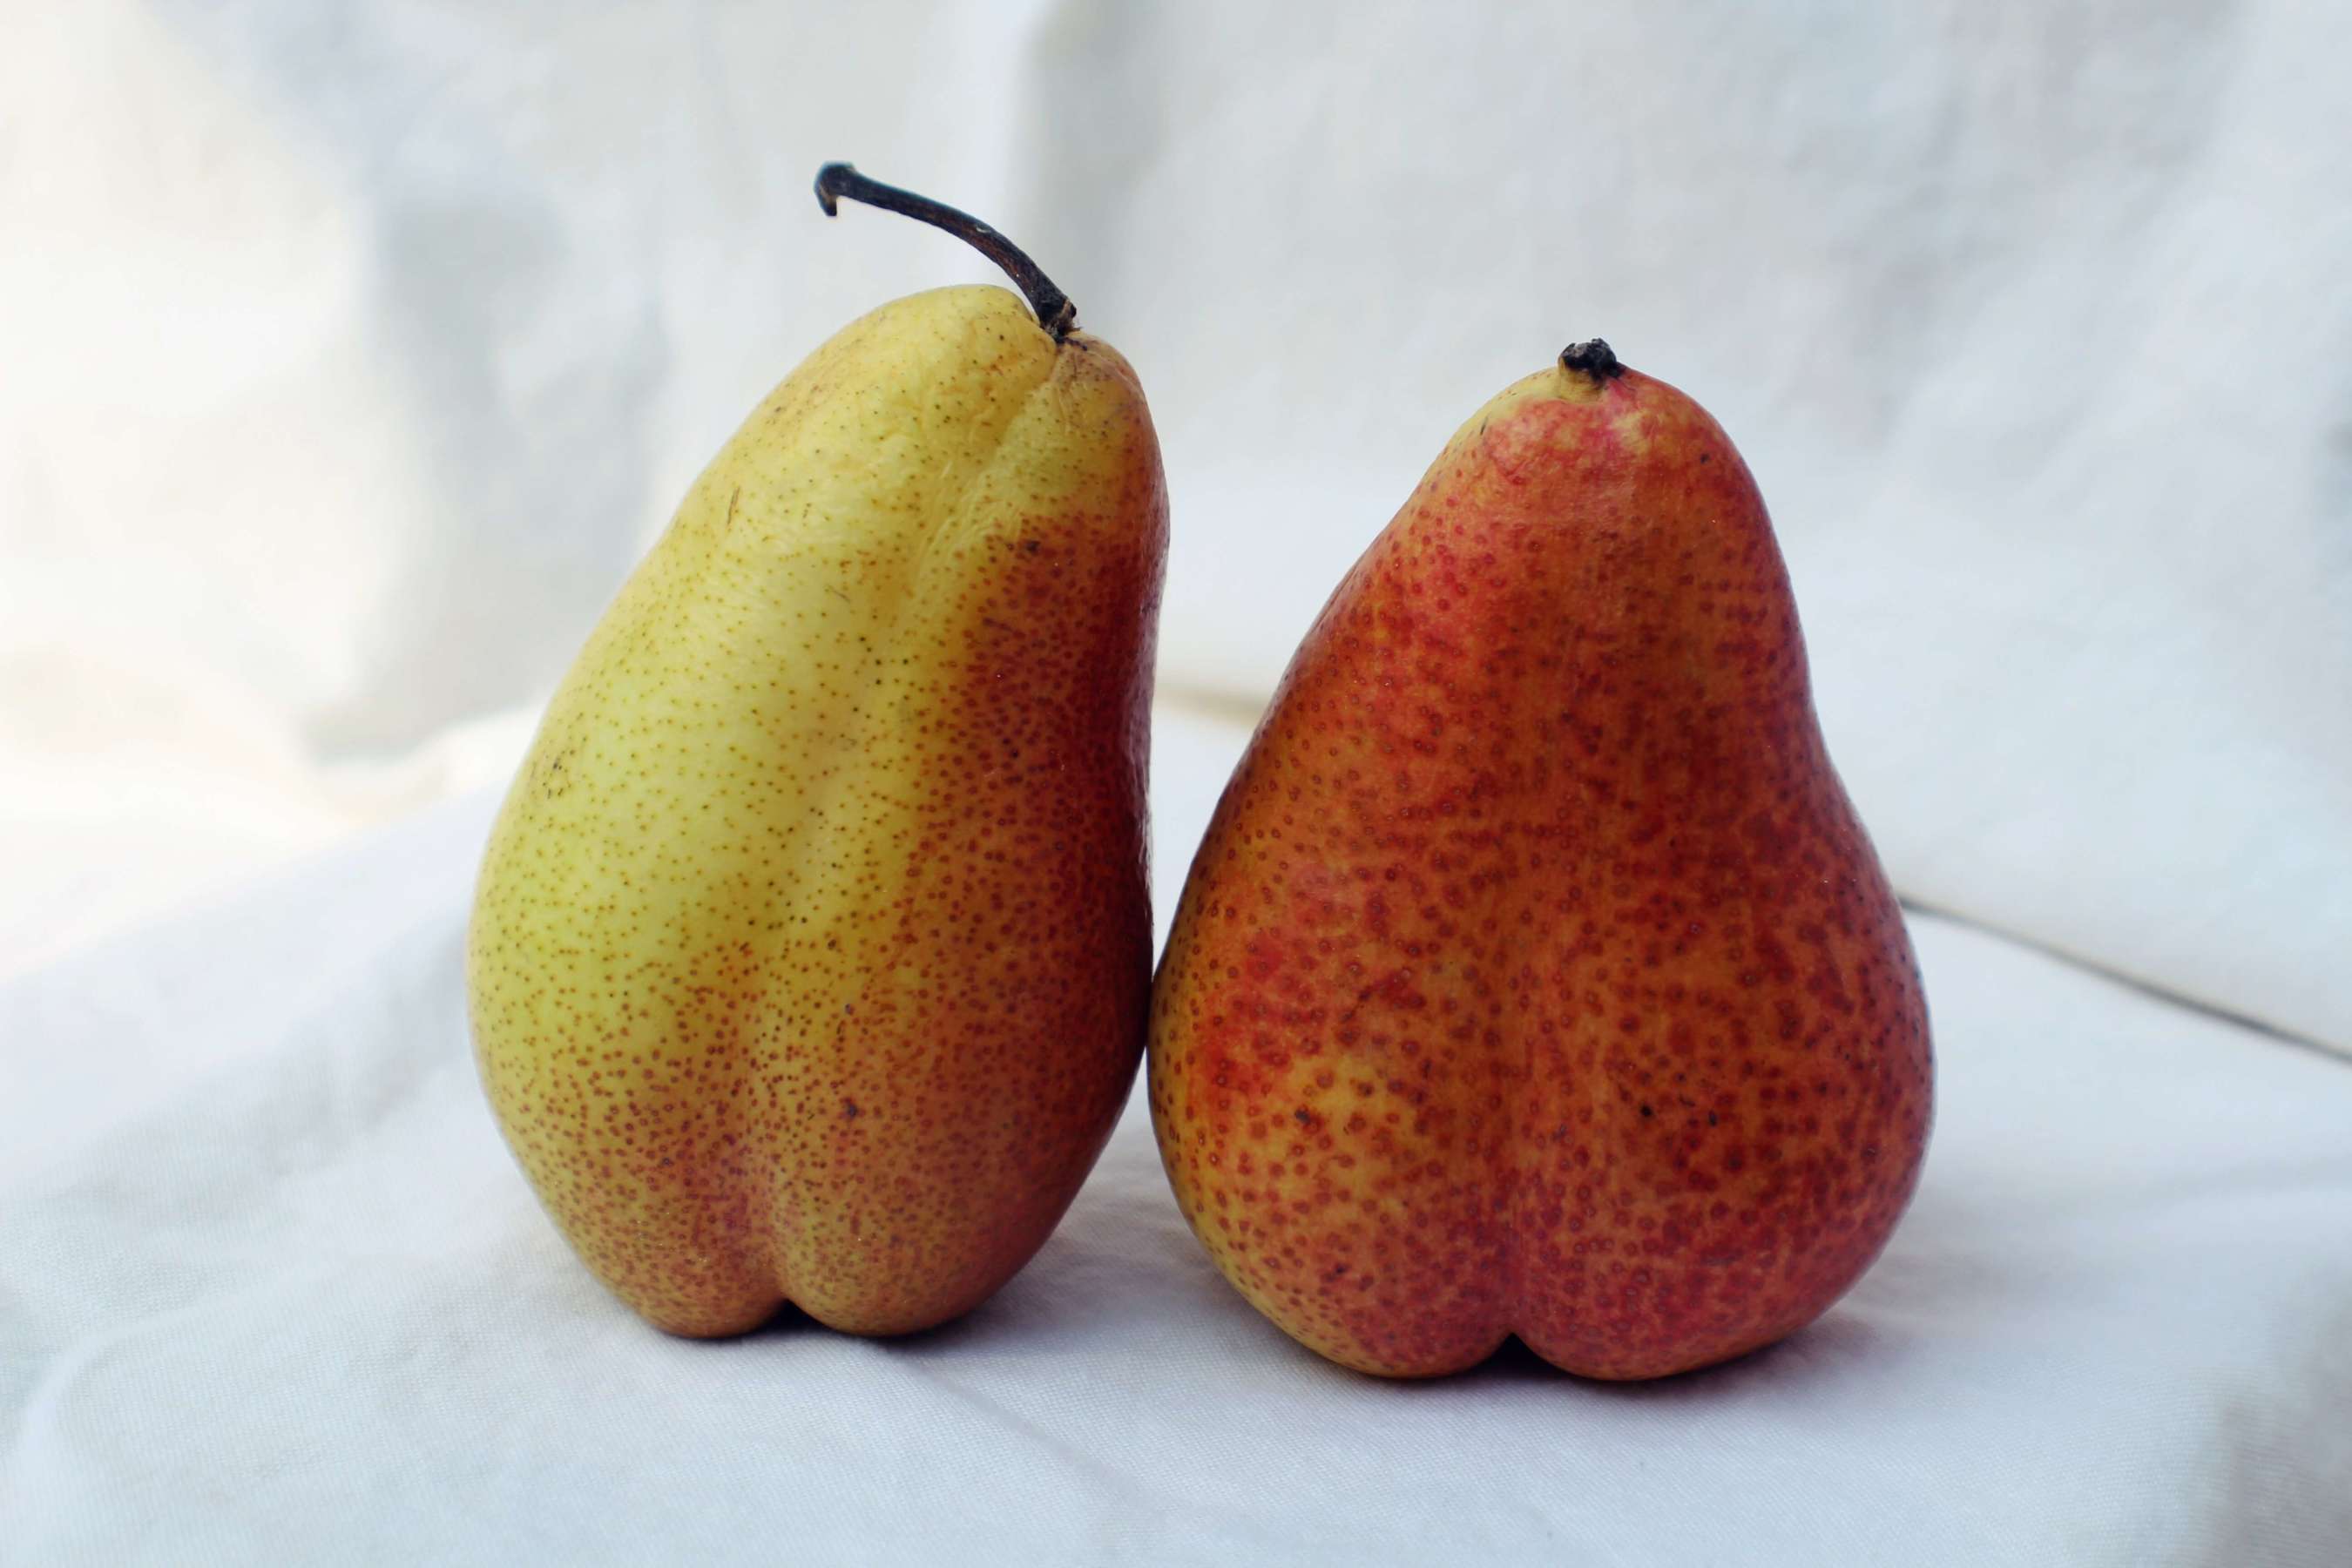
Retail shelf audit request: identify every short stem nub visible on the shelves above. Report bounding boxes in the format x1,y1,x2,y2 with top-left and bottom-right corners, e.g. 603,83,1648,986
1559,339,1625,381
814,163,1077,341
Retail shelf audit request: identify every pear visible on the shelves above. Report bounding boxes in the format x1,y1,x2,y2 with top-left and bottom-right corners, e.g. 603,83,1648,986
470,168,1166,1337
1148,341,1930,1379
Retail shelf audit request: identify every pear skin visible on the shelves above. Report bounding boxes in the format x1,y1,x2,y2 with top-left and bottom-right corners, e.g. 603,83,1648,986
470,283,1166,1336
1148,345,1930,1379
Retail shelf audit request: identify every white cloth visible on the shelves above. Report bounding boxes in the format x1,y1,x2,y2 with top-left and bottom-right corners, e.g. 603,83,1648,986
6,3,2352,1561
3,707,2350,1564
2,0,2346,1043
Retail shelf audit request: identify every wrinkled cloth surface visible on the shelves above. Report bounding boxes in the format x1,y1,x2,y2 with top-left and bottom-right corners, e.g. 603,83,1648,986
3,708,2351,1564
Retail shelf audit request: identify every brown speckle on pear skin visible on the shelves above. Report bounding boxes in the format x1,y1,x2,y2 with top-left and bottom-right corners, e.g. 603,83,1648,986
468,285,1168,1339
1147,361,1930,1381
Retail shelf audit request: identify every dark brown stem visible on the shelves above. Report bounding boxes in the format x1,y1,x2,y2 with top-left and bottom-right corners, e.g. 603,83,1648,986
1559,339,1624,381
814,163,1077,341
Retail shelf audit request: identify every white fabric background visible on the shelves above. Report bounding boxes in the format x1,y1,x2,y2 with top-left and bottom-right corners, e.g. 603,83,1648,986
4,1,2350,1560
4,0,2347,1044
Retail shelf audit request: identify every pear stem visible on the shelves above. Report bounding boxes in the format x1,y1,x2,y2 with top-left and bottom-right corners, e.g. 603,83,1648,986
1559,340,1625,381
814,164,1078,341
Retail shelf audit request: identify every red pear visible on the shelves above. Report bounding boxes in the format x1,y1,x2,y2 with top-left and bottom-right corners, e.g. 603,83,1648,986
1148,342,1931,1379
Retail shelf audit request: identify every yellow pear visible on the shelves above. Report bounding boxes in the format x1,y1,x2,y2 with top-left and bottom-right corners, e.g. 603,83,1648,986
469,167,1167,1336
